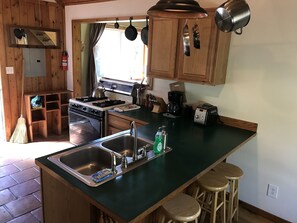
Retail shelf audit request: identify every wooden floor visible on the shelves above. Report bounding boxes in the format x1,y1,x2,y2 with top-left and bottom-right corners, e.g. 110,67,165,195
0,134,278,223
238,207,275,223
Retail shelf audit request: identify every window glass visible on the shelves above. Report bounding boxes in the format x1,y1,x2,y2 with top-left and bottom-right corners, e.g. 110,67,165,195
94,28,147,83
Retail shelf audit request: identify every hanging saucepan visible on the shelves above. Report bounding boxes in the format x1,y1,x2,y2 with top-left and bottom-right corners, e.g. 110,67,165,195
114,18,119,29
215,0,251,35
141,16,149,45
125,17,138,41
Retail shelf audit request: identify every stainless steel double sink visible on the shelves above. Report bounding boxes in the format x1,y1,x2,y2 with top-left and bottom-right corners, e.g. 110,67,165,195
48,131,171,187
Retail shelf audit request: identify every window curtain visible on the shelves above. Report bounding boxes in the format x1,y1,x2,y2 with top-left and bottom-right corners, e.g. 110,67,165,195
87,23,106,95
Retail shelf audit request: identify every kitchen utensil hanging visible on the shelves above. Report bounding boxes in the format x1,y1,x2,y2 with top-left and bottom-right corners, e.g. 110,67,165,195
183,20,190,56
141,16,149,45
114,18,119,29
125,17,138,41
192,21,200,49
215,0,251,35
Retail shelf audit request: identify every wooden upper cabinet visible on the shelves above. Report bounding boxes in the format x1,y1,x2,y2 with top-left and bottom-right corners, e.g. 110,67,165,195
147,18,179,79
147,9,231,85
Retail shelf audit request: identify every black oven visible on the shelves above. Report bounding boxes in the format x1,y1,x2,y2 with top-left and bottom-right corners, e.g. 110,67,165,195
68,106,104,145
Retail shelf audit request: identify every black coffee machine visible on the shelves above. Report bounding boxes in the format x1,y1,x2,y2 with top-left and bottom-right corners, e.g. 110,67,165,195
167,91,183,116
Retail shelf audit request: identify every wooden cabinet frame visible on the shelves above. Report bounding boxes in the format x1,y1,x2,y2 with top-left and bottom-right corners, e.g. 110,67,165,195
147,9,231,85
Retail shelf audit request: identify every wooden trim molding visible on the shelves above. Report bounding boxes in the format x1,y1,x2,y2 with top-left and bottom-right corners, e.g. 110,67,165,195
239,200,290,223
218,115,258,132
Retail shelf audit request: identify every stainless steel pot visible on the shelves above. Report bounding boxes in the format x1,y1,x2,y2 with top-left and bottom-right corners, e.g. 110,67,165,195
215,0,251,35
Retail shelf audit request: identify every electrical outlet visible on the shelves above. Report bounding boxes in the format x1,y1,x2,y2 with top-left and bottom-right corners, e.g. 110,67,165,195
267,184,279,199
6,67,14,74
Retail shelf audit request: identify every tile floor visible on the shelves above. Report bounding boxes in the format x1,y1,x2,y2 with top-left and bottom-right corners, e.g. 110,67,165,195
0,136,72,223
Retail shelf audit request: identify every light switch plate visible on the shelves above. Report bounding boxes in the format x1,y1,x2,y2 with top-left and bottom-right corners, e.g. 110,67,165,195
6,67,14,74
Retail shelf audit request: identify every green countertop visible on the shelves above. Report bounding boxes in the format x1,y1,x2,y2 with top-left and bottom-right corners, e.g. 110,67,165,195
36,108,256,222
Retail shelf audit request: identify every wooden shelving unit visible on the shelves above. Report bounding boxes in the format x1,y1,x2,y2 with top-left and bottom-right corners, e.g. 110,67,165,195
24,90,73,142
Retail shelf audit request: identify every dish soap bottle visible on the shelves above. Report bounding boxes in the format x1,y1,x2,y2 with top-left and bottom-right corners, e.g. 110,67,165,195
153,127,164,154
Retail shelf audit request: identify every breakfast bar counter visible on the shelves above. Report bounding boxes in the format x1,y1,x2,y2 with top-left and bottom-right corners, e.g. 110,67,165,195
36,107,257,223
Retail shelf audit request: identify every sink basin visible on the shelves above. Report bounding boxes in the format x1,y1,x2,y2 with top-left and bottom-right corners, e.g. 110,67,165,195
100,134,153,158
59,146,120,175
48,131,172,187
48,145,120,187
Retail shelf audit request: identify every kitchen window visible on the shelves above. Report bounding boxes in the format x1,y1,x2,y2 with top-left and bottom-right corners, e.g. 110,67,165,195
94,27,148,84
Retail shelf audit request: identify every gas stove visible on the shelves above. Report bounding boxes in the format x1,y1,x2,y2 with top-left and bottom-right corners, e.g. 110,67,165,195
75,96,107,103
69,98,129,113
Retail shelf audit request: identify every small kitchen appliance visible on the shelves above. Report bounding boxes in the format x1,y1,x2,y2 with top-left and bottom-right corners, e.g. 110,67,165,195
194,103,218,125
167,91,183,116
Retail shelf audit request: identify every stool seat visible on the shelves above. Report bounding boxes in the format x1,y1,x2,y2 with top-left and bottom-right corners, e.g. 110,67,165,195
162,193,201,222
213,162,243,180
197,170,229,192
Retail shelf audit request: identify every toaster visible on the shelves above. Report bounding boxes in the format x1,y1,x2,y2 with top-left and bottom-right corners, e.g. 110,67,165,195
194,103,218,125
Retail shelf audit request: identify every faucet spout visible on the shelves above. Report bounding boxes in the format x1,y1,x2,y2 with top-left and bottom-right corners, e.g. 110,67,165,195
130,121,138,161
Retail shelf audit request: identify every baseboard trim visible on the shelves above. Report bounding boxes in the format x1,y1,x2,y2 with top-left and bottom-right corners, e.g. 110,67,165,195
239,200,290,223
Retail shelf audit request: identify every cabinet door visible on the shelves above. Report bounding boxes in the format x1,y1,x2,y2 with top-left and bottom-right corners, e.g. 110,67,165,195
147,17,179,79
177,11,231,85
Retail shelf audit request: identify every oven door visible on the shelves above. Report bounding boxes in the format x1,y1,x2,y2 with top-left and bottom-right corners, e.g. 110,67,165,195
68,108,104,145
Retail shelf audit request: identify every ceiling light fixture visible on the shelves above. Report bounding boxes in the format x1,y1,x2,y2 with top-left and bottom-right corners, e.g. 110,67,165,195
147,0,208,19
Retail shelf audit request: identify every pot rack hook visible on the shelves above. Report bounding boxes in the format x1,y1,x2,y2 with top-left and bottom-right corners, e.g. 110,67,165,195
235,27,243,35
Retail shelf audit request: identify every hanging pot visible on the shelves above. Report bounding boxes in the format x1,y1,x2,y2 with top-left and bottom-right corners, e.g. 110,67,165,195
141,16,149,45
215,0,251,35
125,17,138,41
114,18,119,29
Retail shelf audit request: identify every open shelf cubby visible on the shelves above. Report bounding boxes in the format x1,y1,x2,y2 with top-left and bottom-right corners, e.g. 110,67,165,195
25,90,73,142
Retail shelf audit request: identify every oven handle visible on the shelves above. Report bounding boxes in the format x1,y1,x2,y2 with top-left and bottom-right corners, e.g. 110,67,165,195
69,108,104,120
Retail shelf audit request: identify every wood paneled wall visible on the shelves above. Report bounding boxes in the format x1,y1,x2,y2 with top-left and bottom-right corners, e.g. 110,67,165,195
0,0,65,141
63,0,115,5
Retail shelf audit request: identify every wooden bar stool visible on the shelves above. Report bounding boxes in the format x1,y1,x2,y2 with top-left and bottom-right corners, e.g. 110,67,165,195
213,162,243,223
159,193,201,223
193,171,228,223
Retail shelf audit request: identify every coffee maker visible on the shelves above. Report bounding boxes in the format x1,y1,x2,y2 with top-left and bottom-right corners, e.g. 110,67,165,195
167,91,183,116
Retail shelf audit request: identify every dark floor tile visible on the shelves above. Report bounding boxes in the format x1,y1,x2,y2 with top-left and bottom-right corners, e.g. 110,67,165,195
0,165,19,178
0,206,13,223
0,176,17,191
13,159,36,171
5,194,41,218
0,189,16,206
31,207,43,222
10,168,39,184
9,180,40,198
6,212,39,223
33,191,42,202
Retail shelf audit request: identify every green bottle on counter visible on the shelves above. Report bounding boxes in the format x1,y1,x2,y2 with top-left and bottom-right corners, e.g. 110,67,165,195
153,127,164,154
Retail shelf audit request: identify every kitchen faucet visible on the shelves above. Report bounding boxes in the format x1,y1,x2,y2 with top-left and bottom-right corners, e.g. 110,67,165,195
130,121,138,161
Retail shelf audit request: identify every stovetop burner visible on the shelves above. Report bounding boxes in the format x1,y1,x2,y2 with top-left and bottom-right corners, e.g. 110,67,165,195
75,96,107,102
92,100,125,108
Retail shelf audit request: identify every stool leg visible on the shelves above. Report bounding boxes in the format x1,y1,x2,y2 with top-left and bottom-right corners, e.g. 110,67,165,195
210,192,218,223
227,180,235,223
234,179,239,222
198,191,210,223
222,189,226,223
